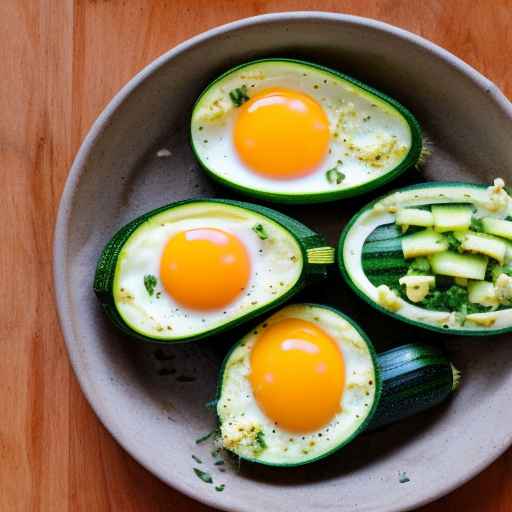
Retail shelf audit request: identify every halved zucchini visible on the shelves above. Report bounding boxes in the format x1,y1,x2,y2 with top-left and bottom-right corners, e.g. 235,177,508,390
94,199,334,343
190,59,423,204
338,179,512,335
217,304,459,466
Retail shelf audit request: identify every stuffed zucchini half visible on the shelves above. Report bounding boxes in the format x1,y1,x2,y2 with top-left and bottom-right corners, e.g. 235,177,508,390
94,199,334,343
216,304,459,466
191,59,424,204
339,179,512,335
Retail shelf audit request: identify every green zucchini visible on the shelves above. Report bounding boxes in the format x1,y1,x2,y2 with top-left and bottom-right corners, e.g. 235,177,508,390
190,59,424,204
216,304,459,466
94,199,334,343
338,179,512,335
368,343,459,430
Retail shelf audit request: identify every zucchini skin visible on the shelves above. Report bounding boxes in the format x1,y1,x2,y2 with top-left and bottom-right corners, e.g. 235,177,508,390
190,58,424,204
368,343,457,430
93,199,332,344
338,181,512,336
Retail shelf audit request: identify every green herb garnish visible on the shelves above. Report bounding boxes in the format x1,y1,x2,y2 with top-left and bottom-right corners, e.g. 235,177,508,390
407,256,431,275
192,455,202,464
255,431,267,450
214,460,224,466
398,471,410,484
445,232,462,252
215,484,225,492
326,164,346,185
470,216,484,232
195,429,217,445
229,85,249,107
420,285,490,314
144,274,157,296
205,399,218,409
252,223,269,240
193,468,213,484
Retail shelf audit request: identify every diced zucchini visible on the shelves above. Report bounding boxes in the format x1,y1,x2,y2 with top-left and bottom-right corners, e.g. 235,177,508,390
432,205,472,232
430,251,488,280
401,229,448,259
395,208,434,228
459,232,507,264
454,277,468,287
399,275,435,303
467,280,499,306
482,217,512,240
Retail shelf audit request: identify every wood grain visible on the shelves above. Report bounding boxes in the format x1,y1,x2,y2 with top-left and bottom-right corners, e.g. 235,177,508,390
2,1,511,510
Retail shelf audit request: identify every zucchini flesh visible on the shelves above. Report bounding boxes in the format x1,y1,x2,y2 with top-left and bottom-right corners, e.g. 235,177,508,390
368,343,458,430
482,217,512,240
429,251,488,280
467,280,499,306
396,208,434,227
401,228,448,258
432,205,472,232
460,232,507,263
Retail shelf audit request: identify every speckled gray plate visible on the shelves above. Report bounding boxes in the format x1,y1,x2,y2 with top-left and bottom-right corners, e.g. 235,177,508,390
54,12,512,512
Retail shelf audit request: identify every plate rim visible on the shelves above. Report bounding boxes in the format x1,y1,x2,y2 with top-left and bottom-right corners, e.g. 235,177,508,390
53,11,512,512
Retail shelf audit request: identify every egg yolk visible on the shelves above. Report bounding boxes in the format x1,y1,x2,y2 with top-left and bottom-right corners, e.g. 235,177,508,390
249,318,345,433
233,88,330,179
160,228,250,310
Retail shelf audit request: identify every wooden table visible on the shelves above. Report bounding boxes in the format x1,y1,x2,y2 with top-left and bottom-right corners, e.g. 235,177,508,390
3,1,512,510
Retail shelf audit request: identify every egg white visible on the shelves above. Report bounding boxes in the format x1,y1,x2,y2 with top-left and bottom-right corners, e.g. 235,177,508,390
217,304,378,465
191,60,412,195
112,202,303,340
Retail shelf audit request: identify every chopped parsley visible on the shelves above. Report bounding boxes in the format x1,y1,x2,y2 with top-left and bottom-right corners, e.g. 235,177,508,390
420,285,490,315
192,455,202,464
255,431,267,450
195,429,217,445
407,257,431,275
398,471,410,484
229,85,249,107
326,162,345,185
193,468,213,484
215,484,225,492
214,460,225,466
252,223,269,240
445,232,462,252
470,216,484,232
144,274,157,296
205,399,218,409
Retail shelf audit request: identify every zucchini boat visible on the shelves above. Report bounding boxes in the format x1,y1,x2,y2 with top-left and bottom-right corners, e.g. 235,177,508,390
216,304,459,466
94,199,334,343
190,59,424,204
338,179,512,335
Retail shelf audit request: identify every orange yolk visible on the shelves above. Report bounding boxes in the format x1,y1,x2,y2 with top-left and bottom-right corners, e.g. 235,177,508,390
160,228,250,310
249,318,345,433
233,87,330,179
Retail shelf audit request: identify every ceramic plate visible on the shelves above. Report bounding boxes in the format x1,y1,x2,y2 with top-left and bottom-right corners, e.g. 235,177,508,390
54,12,512,512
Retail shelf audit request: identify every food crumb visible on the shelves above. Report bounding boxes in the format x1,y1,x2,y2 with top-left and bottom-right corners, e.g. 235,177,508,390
156,148,172,157
398,471,410,484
